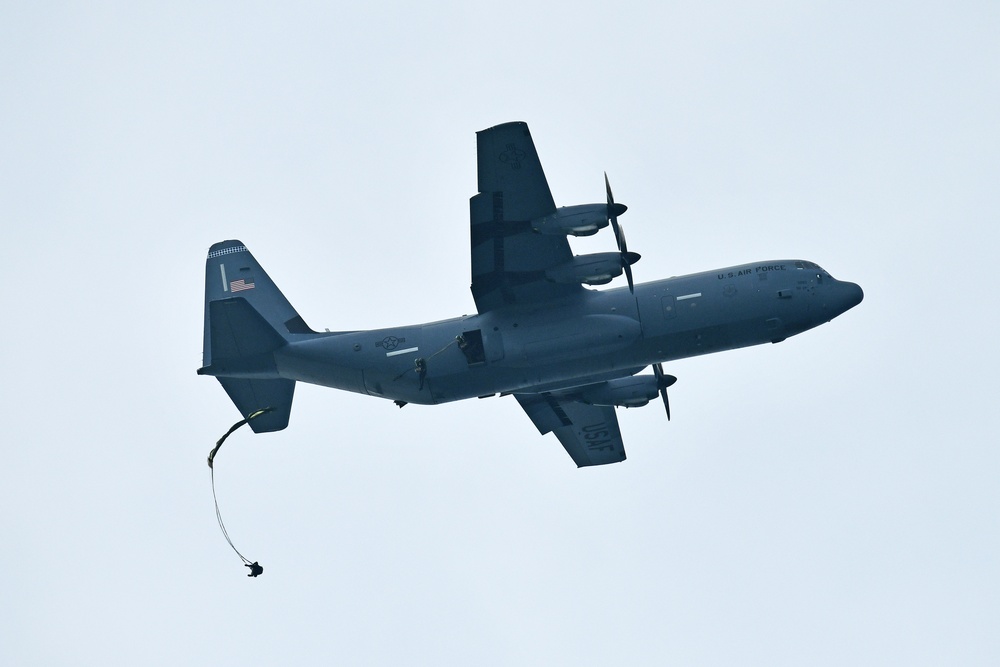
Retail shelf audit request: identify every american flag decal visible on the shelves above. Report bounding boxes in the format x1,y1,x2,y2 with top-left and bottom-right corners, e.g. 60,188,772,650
230,278,255,292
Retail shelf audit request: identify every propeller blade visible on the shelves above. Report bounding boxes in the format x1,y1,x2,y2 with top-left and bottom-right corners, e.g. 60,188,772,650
653,364,677,421
605,172,635,293
617,225,640,293
605,172,624,249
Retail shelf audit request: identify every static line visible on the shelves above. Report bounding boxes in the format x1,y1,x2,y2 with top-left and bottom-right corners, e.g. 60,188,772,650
676,292,702,301
220,264,228,292
386,347,419,357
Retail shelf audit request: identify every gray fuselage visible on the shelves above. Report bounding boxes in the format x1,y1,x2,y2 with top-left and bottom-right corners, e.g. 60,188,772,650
270,259,863,406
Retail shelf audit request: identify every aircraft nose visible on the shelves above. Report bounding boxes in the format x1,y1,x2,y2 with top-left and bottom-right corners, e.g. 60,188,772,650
816,279,863,322
835,280,864,316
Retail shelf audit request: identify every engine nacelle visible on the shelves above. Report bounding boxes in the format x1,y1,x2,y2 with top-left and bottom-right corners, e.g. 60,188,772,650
531,204,613,236
579,376,660,408
545,253,624,286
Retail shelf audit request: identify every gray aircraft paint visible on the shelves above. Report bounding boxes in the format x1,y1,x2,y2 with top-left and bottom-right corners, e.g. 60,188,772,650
198,123,862,466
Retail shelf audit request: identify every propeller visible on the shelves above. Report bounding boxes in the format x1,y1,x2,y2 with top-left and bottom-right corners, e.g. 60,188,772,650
652,363,677,420
605,172,640,293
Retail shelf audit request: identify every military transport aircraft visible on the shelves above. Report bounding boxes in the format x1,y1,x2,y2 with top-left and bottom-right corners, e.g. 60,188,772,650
199,121,863,467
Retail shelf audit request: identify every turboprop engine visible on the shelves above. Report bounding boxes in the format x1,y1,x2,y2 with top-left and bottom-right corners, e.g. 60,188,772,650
533,176,639,293
579,376,660,407
545,251,641,286
579,365,677,418
531,203,625,236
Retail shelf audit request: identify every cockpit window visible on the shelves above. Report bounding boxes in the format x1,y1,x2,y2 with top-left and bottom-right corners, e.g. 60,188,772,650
795,261,820,270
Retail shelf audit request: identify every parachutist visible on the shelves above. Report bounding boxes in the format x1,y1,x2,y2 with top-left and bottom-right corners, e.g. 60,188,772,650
415,357,427,390
245,561,263,577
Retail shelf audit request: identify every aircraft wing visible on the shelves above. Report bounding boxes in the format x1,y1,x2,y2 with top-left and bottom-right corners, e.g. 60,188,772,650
515,393,626,467
470,122,582,312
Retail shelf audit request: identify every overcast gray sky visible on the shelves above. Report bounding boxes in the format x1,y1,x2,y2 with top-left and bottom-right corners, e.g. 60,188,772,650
2,2,998,665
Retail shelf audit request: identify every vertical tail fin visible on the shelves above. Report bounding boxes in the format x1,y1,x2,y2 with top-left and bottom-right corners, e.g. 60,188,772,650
200,240,313,433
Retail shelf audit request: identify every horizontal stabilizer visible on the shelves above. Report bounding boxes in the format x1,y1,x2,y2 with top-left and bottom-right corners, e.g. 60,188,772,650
217,377,295,433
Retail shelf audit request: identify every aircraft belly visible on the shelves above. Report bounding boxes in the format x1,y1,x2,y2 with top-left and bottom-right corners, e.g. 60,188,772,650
270,266,826,405
275,337,368,394
358,320,498,405
501,314,641,367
